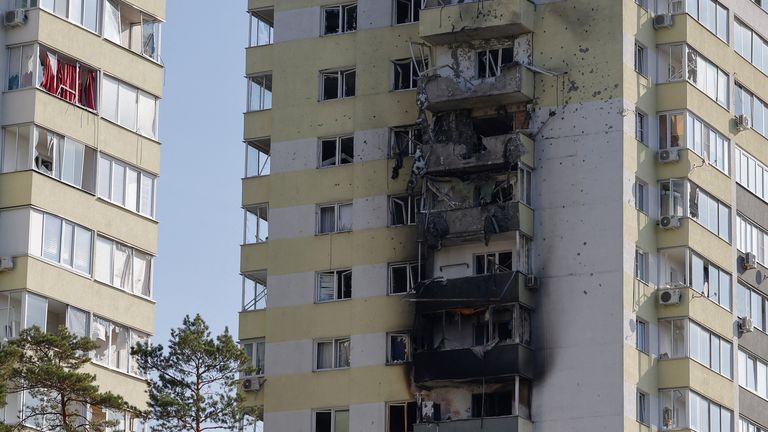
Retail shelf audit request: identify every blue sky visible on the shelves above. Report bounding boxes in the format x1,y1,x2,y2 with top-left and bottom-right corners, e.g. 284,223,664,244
153,0,248,343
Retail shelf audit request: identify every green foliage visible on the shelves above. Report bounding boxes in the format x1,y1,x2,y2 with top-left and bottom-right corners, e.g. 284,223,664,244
0,326,131,432
132,314,259,432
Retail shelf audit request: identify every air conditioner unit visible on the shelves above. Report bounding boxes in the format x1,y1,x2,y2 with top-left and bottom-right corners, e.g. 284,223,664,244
659,215,681,230
3,9,25,27
658,288,682,305
525,275,538,289
0,256,13,272
657,148,680,163
242,377,261,392
735,114,751,132
653,14,674,29
744,252,757,270
739,316,754,333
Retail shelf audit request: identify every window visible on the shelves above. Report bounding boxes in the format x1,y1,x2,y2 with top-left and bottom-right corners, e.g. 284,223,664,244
390,125,422,157
249,9,274,47
323,4,356,35
28,210,92,275
657,44,729,107
635,249,648,282
37,46,99,111
247,74,273,112
39,0,100,33
244,205,268,244
389,262,419,295
91,315,148,376
477,47,514,78
737,215,768,264
103,0,162,61
656,0,728,41
245,139,270,177
321,68,356,100
635,179,648,213
738,283,766,331
740,417,768,432
736,84,768,140
472,392,513,417
658,178,730,241
314,408,349,432
735,20,768,77
636,320,648,353
393,58,427,90
637,391,649,424
94,235,153,298
389,195,420,226
315,337,350,370
659,318,732,378
689,251,731,310
736,146,768,203
101,75,159,139
97,154,157,217
317,269,352,302
387,401,417,432
7,44,35,90
319,136,354,167
394,0,420,24
387,332,411,364
475,251,514,274
242,338,265,376
317,202,352,233
242,271,267,311
635,42,647,75
635,110,647,144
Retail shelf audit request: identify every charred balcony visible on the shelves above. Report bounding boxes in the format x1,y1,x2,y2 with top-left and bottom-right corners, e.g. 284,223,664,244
422,65,534,112
414,416,533,432
424,132,533,177
410,272,534,312
419,0,535,45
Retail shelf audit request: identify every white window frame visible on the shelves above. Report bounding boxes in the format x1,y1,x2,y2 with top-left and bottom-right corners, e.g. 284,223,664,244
245,139,271,178
29,209,93,276
636,319,649,353
314,337,351,370
637,390,649,425
101,74,159,139
97,153,157,218
387,331,411,364
322,3,357,35
635,248,648,283
474,250,515,275
390,125,421,157
316,202,353,234
316,269,352,303
477,47,514,79
388,262,419,295
246,73,273,112
635,110,647,144
393,0,420,24
389,194,420,226
635,179,649,213
635,41,647,76
241,338,266,377
319,135,354,168
248,8,274,47
244,204,269,244
242,272,267,311
94,235,153,298
392,58,427,91
320,68,356,101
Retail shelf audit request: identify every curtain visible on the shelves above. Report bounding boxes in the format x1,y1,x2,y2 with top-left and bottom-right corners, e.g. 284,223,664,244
42,213,61,262
113,243,132,290
66,306,88,338
103,0,121,44
73,226,92,274
57,61,78,103
94,236,112,284
336,339,351,367
316,342,332,369
132,251,151,297
80,70,97,110
40,51,58,94
318,273,335,302
137,91,157,138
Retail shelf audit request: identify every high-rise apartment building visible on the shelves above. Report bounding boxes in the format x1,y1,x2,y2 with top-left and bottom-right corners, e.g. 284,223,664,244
0,0,163,429
239,0,768,431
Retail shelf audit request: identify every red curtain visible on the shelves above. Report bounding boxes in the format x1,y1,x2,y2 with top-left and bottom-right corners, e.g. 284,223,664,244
40,51,57,94
57,61,78,103
81,70,96,110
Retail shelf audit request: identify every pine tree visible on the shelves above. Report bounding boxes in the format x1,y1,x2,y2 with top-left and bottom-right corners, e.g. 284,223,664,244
0,326,131,432
131,314,259,432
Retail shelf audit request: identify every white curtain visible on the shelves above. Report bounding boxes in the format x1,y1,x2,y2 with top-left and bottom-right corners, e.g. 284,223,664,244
338,203,352,231
66,306,88,337
42,213,61,261
316,342,333,369
137,91,157,139
94,236,113,284
73,226,92,274
103,0,121,44
318,273,334,302
113,243,132,290
125,168,139,212
132,251,151,297
101,75,119,123
25,294,47,330
118,82,137,131
28,209,44,256
139,174,154,216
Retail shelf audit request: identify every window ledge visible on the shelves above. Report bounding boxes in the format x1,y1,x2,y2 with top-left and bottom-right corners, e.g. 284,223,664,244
315,230,353,236
93,279,156,305
314,367,351,372
245,108,272,114
95,197,158,223
90,360,147,382
29,254,92,281
315,298,353,305
100,116,161,144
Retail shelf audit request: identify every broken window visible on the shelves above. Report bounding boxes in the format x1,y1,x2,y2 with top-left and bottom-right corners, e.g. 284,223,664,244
317,269,352,302
1,124,31,173
103,1,162,62
477,47,514,79
387,332,411,364
657,44,728,106
323,4,357,35
389,195,420,226
94,235,153,297
242,338,266,376
320,136,354,167
97,154,157,217
243,271,267,311
28,209,93,275
475,251,514,274
91,316,132,373
394,0,419,24
390,125,422,157
690,252,731,309
321,68,356,100
472,391,513,417
7,44,35,90
315,338,351,370
245,139,271,177
392,58,428,90
249,8,274,47
389,262,419,295
244,205,269,244
247,74,273,111
387,401,417,432
317,202,353,233
690,184,731,242
659,178,686,218
101,74,159,139
37,46,99,111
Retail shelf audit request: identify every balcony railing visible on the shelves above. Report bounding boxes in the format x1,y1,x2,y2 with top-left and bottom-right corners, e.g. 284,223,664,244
419,0,535,45
422,65,534,112
413,343,534,384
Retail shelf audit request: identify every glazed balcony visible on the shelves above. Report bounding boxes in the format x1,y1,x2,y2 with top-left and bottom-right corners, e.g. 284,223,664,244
423,65,534,112
419,0,535,45
414,416,533,432
418,201,533,246
424,132,534,176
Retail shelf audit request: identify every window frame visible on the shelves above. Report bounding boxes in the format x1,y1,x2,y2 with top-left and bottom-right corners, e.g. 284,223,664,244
637,390,649,425
241,338,266,377
386,401,418,432
320,68,356,101
248,8,274,47
100,73,160,139
242,271,267,311
316,269,352,303
245,139,271,178
635,110,648,144
388,261,419,295
386,331,411,364
94,234,154,299
388,194,420,226
314,337,351,371
392,57,427,91
243,204,269,244
635,248,649,283
316,202,353,234
474,250,516,275
246,73,273,112
636,319,649,353
476,47,514,79
313,407,350,432
634,41,648,76
393,0,420,24
390,125,422,158
97,153,157,218
635,178,649,214
322,3,357,35
318,135,354,168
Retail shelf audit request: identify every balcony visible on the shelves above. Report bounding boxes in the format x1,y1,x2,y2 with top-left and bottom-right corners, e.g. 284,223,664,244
413,343,534,385
414,416,532,432
419,0,534,45
424,132,533,176
411,272,533,312
418,201,532,246
423,65,534,112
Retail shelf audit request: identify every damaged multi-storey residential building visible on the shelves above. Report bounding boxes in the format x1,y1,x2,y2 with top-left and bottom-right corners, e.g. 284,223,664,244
239,0,768,431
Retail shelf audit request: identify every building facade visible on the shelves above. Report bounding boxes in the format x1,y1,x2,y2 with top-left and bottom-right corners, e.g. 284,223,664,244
0,0,164,429
239,0,768,431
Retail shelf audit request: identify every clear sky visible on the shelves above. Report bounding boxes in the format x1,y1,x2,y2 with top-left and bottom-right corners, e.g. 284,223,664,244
153,0,248,344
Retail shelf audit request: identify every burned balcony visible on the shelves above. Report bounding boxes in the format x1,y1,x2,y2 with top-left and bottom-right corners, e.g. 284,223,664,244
413,344,534,385
422,65,534,112
424,132,533,176
410,272,533,312
419,0,535,45
414,416,533,432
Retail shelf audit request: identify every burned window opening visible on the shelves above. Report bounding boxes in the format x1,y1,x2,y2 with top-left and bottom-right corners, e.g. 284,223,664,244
477,47,515,79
